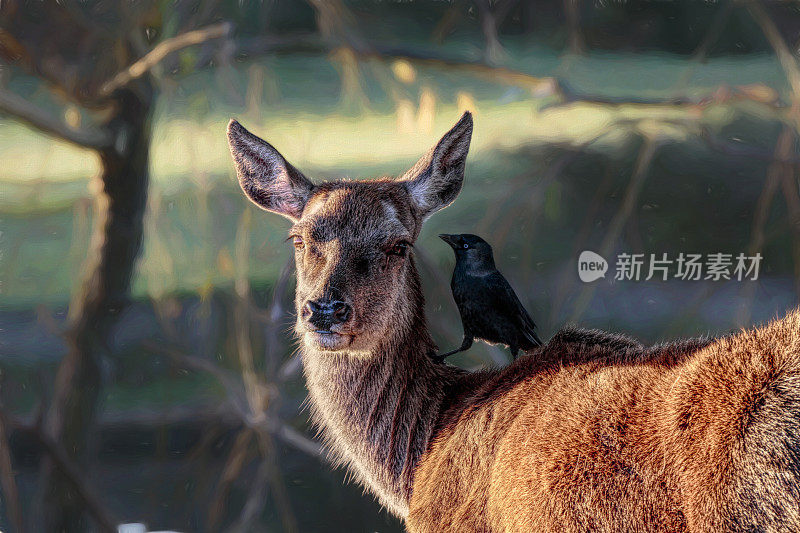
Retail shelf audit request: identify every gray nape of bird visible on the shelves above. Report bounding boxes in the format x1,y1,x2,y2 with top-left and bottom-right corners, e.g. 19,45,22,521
433,233,543,363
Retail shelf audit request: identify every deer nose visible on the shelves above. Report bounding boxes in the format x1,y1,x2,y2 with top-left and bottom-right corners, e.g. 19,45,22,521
304,299,352,330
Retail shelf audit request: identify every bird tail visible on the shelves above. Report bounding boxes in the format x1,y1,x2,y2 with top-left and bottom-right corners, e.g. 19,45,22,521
531,330,543,347
521,328,543,348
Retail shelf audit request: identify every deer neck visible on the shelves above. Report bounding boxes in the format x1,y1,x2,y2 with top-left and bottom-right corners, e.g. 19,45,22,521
301,260,457,518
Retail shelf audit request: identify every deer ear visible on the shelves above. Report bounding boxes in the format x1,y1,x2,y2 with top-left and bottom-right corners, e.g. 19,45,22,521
400,112,473,219
227,119,315,221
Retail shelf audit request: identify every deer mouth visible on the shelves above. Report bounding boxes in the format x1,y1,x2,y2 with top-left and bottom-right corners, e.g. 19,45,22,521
305,329,355,351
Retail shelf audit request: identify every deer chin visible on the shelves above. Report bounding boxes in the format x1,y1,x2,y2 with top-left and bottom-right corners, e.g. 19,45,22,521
303,330,355,352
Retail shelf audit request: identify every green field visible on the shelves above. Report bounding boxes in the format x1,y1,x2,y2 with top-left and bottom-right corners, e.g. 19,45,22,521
1,51,794,310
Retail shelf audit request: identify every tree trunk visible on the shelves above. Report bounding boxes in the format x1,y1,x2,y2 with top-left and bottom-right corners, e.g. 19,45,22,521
474,0,506,65
564,0,586,55
39,84,154,532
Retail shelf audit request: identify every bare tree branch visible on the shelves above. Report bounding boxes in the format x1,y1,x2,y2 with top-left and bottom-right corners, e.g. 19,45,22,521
614,117,800,163
264,418,325,458
432,0,466,43
277,351,303,382
101,22,232,95
551,78,782,108
671,1,733,94
369,50,779,110
262,257,294,377
0,28,89,108
746,1,800,103
305,0,370,53
227,458,272,533
638,115,800,162
208,428,254,531
564,0,585,55
234,32,785,111
698,126,800,163
142,340,250,415
34,424,119,533
0,89,110,148
474,0,507,64
143,341,324,460
569,135,662,323
549,160,617,325
736,126,794,326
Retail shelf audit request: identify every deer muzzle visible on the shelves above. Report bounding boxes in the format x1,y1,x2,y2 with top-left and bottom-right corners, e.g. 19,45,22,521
300,298,356,351
304,298,352,330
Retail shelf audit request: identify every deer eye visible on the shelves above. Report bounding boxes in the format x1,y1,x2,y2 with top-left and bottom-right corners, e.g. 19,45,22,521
387,241,409,257
291,235,305,250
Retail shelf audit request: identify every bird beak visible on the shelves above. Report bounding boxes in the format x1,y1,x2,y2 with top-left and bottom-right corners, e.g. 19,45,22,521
438,234,457,247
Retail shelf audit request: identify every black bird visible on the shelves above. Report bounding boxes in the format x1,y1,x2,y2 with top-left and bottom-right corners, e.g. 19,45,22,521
434,234,542,363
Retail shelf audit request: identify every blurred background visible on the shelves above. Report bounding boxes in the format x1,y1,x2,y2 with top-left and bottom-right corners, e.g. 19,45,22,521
2,0,800,531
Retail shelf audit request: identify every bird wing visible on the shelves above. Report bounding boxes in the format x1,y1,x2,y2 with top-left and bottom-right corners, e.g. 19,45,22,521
488,272,542,347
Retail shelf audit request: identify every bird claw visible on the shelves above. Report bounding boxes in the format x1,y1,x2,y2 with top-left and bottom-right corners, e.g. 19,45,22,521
430,353,447,364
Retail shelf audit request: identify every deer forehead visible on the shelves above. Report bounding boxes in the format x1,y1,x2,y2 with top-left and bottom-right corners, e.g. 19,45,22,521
296,184,415,244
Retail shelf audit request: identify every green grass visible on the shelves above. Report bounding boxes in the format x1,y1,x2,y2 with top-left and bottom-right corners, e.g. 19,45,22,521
0,49,789,189
0,51,793,308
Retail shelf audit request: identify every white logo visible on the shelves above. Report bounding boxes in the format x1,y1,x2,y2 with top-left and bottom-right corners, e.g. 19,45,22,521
578,251,608,282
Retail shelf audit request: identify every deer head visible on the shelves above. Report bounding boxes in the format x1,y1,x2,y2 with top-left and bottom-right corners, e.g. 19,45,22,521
227,113,473,357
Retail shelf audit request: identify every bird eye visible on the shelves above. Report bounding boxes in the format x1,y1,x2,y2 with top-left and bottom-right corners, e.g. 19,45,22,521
463,243,469,249
387,241,409,257
292,235,305,250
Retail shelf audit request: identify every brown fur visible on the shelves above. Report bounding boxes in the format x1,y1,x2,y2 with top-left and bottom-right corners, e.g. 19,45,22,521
228,115,800,532
409,323,800,532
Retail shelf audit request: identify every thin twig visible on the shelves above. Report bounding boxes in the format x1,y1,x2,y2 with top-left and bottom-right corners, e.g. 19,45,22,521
231,210,299,532
431,0,466,43
231,209,269,422
226,458,272,533
671,2,733,94
551,78,782,108
263,257,294,378
143,341,324,460
35,426,118,533
101,22,232,95
616,117,800,163
277,349,303,383
735,126,794,326
600,135,661,257
563,0,586,55
253,429,298,533
263,418,324,458
0,89,110,148
746,1,800,104
569,135,661,323
142,340,250,414
549,162,617,325
698,126,800,164
485,131,611,244
208,428,254,531
234,31,786,111
474,0,506,64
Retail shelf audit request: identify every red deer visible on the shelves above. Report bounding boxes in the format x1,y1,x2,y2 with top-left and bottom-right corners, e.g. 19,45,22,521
227,113,800,532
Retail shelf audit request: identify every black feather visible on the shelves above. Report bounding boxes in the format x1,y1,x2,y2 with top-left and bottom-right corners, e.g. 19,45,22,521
433,234,543,363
